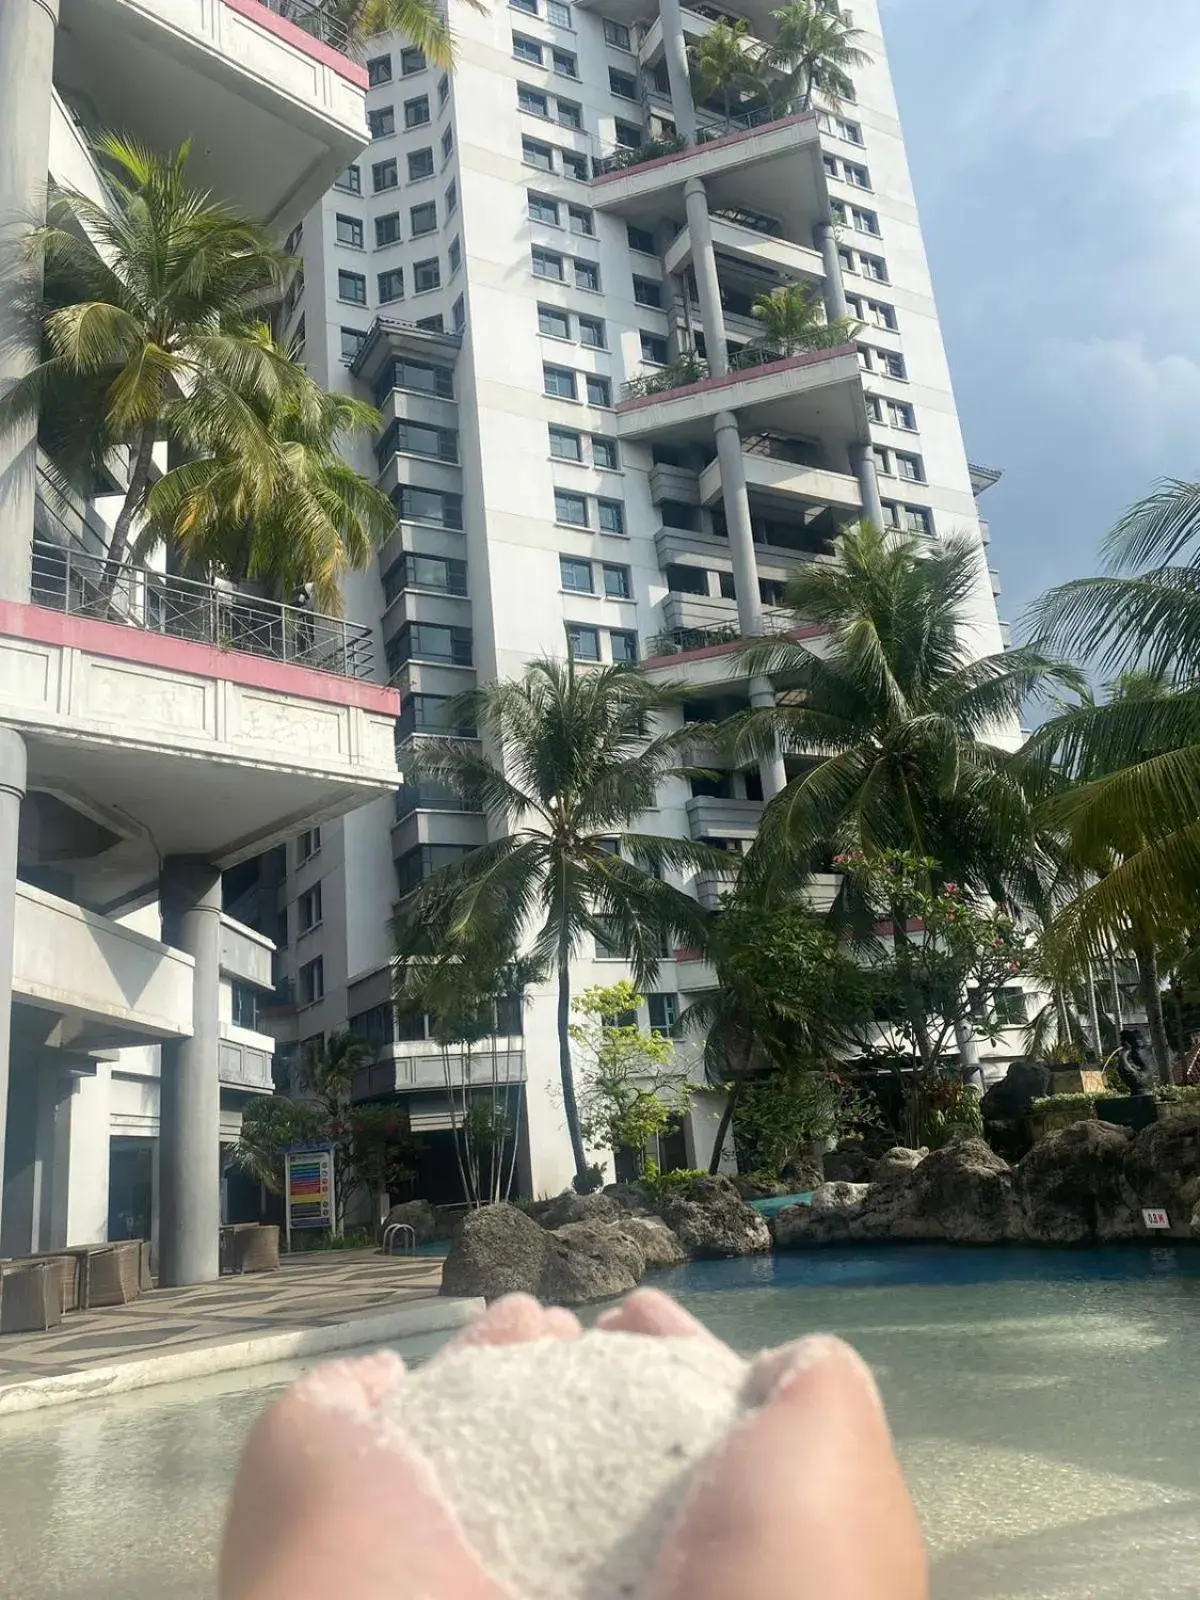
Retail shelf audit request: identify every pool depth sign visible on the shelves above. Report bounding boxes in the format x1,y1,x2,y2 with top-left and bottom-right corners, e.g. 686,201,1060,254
1142,1207,1170,1230
284,1142,337,1245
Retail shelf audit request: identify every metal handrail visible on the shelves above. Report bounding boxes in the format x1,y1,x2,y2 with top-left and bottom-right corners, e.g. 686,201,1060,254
29,537,376,680
252,0,352,50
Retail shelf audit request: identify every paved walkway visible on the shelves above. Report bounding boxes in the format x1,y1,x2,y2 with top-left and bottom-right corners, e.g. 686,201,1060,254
0,1250,468,1413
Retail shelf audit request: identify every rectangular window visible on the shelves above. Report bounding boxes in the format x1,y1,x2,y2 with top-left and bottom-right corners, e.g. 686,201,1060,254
438,73,450,105
528,190,560,225
335,164,361,194
647,992,678,1035
604,18,632,48
597,498,625,535
560,555,593,592
838,246,856,273
298,882,323,934
626,223,655,253
601,561,630,598
299,957,324,1006
577,314,605,349
367,53,392,86
640,331,668,364
401,45,427,74
445,179,458,215
547,0,571,23
384,357,454,399
413,257,441,292
585,373,612,406
448,236,461,274
867,298,897,329
574,258,600,291
378,268,404,302
568,204,594,236
340,325,367,362
829,198,847,224
393,484,463,528
556,98,583,129
860,252,888,281
993,988,1028,1026
873,446,891,475
518,83,549,117
453,293,466,331
837,116,863,143
567,622,601,661
609,67,638,99
561,148,589,180
592,435,618,470
510,0,538,11
865,393,883,423
823,152,838,178
844,161,870,187
410,201,438,236
405,95,431,128
614,117,642,148
553,48,578,77
379,417,457,463
885,502,932,537
231,981,260,1031
513,32,544,63
895,452,925,482
879,348,906,378
851,205,880,234
298,826,322,863
555,488,589,526
408,147,435,180
544,363,577,399
336,213,364,248
592,915,625,959
415,314,444,331
368,106,396,139
375,211,401,246
523,135,554,171
887,399,916,430
386,553,466,600
632,274,662,307
442,124,454,159
532,245,565,280
372,158,399,192
338,269,367,304
549,425,583,461
538,303,571,338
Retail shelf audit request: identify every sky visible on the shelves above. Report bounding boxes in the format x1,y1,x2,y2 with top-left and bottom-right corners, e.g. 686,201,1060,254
879,0,1200,635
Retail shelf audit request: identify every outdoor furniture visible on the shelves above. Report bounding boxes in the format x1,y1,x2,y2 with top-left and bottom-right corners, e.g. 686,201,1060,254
64,1241,143,1307
0,1262,62,1333
24,1252,84,1313
232,1224,280,1274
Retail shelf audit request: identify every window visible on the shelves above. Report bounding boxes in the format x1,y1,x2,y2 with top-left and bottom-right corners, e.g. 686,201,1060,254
336,213,364,248
400,45,427,74
632,274,662,307
340,325,367,362
513,32,544,63
523,135,554,171
578,314,605,348
836,115,863,143
510,0,538,12
298,882,323,934
367,53,392,86
396,622,473,666
838,246,855,274
647,993,678,1035
614,117,642,148
592,435,619,470
413,257,441,292
886,399,916,430
383,357,454,399
844,161,870,188
553,47,578,77
438,73,450,105
884,502,933,537
407,201,436,238
865,393,883,423
368,105,396,139
866,298,897,330
405,95,431,128
231,981,260,1031
585,374,612,406
549,425,583,461
393,484,463,527
373,157,399,192
299,957,324,1006
859,252,888,281
555,487,589,525
592,915,625,958
453,293,466,332
335,164,361,194
547,0,571,23
378,417,458,463
568,204,594,236
574,258,600,291
608,66,638,99
556,98,583,129
538,303,571,338
829,197,847,224
448,236,461,274
602,561,630,598
518,83,549,117
298,826,322,863
626,223,655,253
445,179,458,215
528,190,560,225
873,445,891,476
851,205,880,234
567,622,601,661
338,269,367,304
442,125,454,158
543,363,577,398
385,552,467,600
597,498,625,535
896,451,925,482
640,331,668,364
378,267,405,302
993,988,1028,1027
560,555,593,592
604,18,632,48
375,211,401,247
415,314,444,331
561,148,589,180
408,147,435,180
532,245,565,280
823,152,838,178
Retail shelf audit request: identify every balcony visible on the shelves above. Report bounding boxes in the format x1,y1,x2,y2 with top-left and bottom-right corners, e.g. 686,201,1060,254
695,866,740,910
354,1043,527,1110
658,593,790,637
664,216,825,289
686,795,764,840
54,0,368,228
218,1031,276,1094
698,452,862,514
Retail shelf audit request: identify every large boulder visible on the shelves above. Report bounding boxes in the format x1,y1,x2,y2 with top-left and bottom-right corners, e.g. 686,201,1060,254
773,1183,869,1247
611,1214,689,1268
657,1174,771,1257
441,1204,548,1300
1124,1113,1200,1236
823,1143,874,1184
540,1222,642,1303
888,1138,1017,1243
1013,1120,1136,1243
871,1147,928,1186
536,1190,626,1230
383,1199,438,1243
981,1060,1054,1124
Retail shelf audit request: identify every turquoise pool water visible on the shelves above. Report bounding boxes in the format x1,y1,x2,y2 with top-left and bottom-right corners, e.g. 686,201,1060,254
2,1247,1199,1599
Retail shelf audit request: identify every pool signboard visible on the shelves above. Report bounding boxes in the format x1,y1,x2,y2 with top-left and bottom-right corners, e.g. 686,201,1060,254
284,1142,336,1243
1142,1207,1170,1229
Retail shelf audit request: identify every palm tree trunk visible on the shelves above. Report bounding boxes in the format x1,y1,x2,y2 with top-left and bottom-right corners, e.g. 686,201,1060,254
1086,964,1102,1060
707,1068,745,1174
99,424,157,605
1133,937,1172,1082
557,921,589,1184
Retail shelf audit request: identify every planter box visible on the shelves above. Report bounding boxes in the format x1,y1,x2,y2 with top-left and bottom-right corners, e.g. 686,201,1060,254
1047,1067,1108,1095
1028,1106,1094,1142
1095,1095,1158,1133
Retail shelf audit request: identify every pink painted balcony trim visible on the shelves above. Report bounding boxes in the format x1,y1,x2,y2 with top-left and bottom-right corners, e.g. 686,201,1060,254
642,622,825,671
619,345,856,416
592,111,816,187
0,601,399,716
220,0,369,89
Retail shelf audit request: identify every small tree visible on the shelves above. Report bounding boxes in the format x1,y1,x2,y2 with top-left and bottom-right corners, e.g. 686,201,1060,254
735,1065,873,1177
571,982,692,1175
750,282,859,357
765,0,870,114
689,19,762,128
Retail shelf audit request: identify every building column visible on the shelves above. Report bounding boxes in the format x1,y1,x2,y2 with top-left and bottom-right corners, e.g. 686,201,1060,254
159,857,222,1286
657,0,697,142
0,0,59,605
683,179,728,376
0,728,27,1254
813,220,850,322
850,441,886,530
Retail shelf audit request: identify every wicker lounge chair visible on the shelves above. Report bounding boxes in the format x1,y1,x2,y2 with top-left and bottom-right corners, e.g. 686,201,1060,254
0,1261,62,1333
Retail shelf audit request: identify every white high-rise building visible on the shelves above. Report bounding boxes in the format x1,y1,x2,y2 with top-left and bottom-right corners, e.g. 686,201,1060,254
265,0,1015,1199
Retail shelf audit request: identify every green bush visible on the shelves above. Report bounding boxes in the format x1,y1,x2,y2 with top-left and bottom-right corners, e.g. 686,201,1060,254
1155,1084,1200,1104
638,1163,707,1203
1030,1092,1107,1114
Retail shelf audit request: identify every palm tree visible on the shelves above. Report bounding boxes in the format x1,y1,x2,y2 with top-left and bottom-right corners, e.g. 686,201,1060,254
393,656,723,1188
0,136,302,599
765,0,870,114
326,0,486,68
750,282,859,357
689,19,762,128
731,523,1079,900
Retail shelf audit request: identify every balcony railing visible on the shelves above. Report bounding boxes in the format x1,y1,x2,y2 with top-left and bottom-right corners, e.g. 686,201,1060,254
594,106,790,177
29,538,375,680
647,624,741,657
252,0,352,49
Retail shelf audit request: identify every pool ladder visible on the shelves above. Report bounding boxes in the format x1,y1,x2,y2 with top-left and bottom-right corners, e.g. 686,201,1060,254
382,1223,416,1256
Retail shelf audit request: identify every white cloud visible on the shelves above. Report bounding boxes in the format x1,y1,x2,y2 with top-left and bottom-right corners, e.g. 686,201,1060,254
1037,336,1200,472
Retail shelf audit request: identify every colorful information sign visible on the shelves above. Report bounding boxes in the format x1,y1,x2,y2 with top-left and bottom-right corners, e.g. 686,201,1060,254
284,1144,335,1243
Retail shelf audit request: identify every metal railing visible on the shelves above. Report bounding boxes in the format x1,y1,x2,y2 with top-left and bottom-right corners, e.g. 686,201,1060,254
252,0,352,50
621,330,851,401
29,538,376,680
594,104,795,177
647,624,741,657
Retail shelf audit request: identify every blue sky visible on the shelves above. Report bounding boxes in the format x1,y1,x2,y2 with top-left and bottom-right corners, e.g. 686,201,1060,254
880,0,1200,635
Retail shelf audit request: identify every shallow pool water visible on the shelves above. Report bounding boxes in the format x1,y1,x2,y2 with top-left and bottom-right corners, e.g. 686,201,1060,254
2,1247,1199,1599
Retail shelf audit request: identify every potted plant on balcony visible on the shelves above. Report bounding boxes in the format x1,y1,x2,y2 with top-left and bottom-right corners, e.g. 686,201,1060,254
764,0,869,115
747,283,859,362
